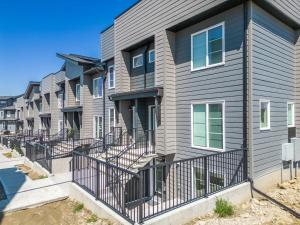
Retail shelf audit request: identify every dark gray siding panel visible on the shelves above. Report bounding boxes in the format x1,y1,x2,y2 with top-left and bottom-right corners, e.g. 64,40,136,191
65,61,83,80
101,26,115,62
175,5,244,160
251,3,297,178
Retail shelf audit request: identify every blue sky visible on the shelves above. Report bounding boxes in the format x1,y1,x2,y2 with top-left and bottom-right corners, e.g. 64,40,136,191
0,0,137,96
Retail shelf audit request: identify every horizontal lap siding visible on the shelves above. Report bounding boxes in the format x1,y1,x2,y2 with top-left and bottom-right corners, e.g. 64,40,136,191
251,3,297,178
101,26,115,62
175,6,244,160
295,32,300,136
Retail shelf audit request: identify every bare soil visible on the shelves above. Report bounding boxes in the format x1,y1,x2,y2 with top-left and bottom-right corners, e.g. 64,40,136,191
15,164,47,180
0,199,117,225
188,177,300,225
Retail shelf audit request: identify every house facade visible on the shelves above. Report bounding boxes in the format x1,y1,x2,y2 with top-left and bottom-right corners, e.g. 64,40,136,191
0,96,21,133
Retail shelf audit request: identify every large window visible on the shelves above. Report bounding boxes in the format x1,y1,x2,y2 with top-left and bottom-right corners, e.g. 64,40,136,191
93,116,103,139
108,108,115,133
75,84,81,102
108,66,115,89
93,77,103,98
6,111,11,118
149,49,155,63
133,54,143,68
192,101,224,150
191,23,225,71
288,102,295,127
58,93,63,109
260,100,270,130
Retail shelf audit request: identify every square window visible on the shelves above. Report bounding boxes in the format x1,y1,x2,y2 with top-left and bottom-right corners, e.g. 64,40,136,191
191,23,224,71
133,54,143,68
149,49,155,63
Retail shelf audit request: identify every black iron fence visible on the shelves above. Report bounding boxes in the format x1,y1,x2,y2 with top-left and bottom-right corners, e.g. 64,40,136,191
25,142,52,172
73,148,247,224
1,136,10,147
9,137,23,156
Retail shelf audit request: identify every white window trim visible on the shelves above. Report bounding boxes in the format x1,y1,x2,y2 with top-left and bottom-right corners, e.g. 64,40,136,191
191,22,225,72
58,120,63,131
191,100,225,152
75,84,81,102
108,107,116,132
93,77,103,99
133,54,144,68
148,49,155,63
287,102,295,128
259,99,271,130
93,115,103,139
108,65,115,89
58,93,63,109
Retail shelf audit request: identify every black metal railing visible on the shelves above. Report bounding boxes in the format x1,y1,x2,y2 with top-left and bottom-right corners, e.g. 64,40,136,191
9,137,23,156
72,148,247,224
25,141,52,172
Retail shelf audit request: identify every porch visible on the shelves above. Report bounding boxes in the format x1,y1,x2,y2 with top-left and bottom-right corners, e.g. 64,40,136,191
72,148,247,224
62,106,82,140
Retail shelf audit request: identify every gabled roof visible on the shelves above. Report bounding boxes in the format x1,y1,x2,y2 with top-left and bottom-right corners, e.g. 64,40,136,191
56,53,100,65
24,81,40,99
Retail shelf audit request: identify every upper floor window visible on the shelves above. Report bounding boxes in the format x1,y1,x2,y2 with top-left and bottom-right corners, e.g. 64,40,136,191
93,77,103,98
108,66,115,89
0,111,3,119
149,49,155,63
75,84,81,102
191,23,225,71
287,102,295,127
133,54,143,68
192,101,224,151
58,93,63,109
260,100,270,130
6,111,11,118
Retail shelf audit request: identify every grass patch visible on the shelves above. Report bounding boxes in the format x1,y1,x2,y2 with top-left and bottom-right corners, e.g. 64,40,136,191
73,202,84,213
38,175,48,179
86,214,98,223
214,198,234,217
3,152,12,158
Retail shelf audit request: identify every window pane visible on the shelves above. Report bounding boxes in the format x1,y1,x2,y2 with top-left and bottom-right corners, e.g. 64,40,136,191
195,168,205,196
208,26,223,65
193,32,206,69
288,104,294,126
193,104,206,147
149,50,155,63
260,102,269,128
98,78,103,97
109,67,114,87
208,104,223,149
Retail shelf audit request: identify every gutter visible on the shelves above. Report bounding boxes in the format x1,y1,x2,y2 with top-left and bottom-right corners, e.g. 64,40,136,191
144,44,151,89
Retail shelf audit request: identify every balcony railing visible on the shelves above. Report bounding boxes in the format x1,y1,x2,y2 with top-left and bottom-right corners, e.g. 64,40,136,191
73,148,247,224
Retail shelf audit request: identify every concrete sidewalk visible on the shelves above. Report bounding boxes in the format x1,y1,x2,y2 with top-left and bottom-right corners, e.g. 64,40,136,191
0,147,68,212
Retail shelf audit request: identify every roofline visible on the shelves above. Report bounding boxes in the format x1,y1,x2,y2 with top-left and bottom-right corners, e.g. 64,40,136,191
115,0,141,20
100,24,114,34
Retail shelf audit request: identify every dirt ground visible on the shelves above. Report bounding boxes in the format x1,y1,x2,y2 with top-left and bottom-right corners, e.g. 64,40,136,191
188,177,300,225
0,199,117,225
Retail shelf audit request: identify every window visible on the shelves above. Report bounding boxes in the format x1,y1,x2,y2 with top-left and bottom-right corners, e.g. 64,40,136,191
108,108,115,132
288,102,295,127
133,54,143,68
155,158,165,194
93,77,103,98
58,120,63,132
260,100,270,130
0,111,3,119
149,49,155,63
191,23,225,71
93,116,103,139
58,93,63,109
76,84,81,102
193,167,205,197
6,111,11,118
39,102,42,112
108,66,115,89
209,172,224,192
192,101,224,151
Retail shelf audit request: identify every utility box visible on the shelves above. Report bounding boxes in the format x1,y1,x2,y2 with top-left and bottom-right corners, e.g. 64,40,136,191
291,138,300,161
282,143,294,161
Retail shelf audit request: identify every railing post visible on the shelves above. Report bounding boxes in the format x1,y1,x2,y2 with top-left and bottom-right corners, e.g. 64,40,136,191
72,151,75,182
96,161,99,200
204,156,208,197
243,148,248,181
138,174,143,224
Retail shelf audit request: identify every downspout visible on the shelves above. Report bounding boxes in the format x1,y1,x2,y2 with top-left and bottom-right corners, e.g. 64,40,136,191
144,44,151,89
243,0,249,180
103,64,108,148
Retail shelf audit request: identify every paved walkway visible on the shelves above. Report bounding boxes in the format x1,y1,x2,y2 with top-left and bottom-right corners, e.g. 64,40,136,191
0,146,68,212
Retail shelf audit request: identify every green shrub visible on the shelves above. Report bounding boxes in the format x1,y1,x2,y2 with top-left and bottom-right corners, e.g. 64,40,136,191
86,214,98,223
73,202,84,213
67,129,74,139
214,198,234,217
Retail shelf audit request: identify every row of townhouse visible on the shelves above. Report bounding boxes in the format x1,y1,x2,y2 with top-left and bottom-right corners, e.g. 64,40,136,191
8,0,300,223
